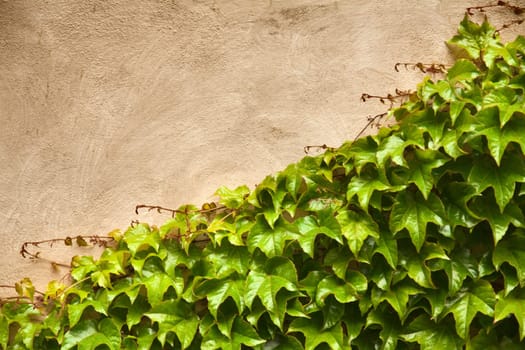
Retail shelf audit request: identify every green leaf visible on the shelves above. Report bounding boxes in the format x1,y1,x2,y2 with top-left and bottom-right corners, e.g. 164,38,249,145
245,257,299,329
400,243,449,289
215,185,249,209
288,314,345,350
373,230,398,269
145,300,199,348
247,216,298,257
468,107,525,165
336,209,379,256
68,297,107,329
347,173,402,209
201,317,265,350
444,279,495,339
390,191,445,251
405,148,449,199
349,136,379,173
205,241,250,278
440,182,479,230
140,272,176,306
447,59,481,83
494,287,525,340
483,87,524,127
295,213,343,258
376,134,413,167
193,277,245,319
469,149,525,210
62,319,121,350
401,314,463,350
371,281,420,319
123,223,160,255
493,233,525,284
448,16,501,66
469,194,525,245
366,308,401,350
442,248,478,295
324,246,353,280
316,275,358,306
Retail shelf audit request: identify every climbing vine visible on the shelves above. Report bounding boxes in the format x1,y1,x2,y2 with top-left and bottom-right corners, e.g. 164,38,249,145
3,7,525,349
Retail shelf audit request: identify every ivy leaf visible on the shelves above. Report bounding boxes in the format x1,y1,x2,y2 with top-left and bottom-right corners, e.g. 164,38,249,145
442,248,478,295
316,275,358,306
493,233,525,284
324,246,353,280
123,223,160,256
62,319,121,350
245,257,299,329
349,136,379,174
401,314,463,350
347,173,403,209
374,230,398,269
440,182,479,230
295,213,343,258
127,294,151,329
68,297,107,329
405,148,449,199
145,300,199,348
444,279,495,339
201,317,265,350
204,241,250,278
288,314,345,350
336,209,379,256
494,287,525,340
215,185,249,209
448,16,501,67
390,191,445,251
400,243,449,289
193,277,245,319
371,281,420,320
366,308,402,350
247,216,298,257
469,194,525,245
470,149,525,211
468,107,525,165
447,59,480,83
483,87,524,127
376,134,413,167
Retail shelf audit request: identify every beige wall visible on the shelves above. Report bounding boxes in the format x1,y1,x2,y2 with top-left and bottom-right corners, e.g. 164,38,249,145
0,0,519,292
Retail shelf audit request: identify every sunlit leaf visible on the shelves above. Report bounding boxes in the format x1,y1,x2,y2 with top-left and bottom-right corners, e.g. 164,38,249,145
215,185,250,209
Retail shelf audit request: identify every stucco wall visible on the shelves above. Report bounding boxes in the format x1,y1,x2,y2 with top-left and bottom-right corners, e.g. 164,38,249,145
0,0,520,292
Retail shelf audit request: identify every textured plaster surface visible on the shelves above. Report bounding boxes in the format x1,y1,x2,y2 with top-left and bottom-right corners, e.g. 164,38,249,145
0,0,521,292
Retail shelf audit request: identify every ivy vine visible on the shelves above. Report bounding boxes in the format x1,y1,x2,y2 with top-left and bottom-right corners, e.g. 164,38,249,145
3,8,525,350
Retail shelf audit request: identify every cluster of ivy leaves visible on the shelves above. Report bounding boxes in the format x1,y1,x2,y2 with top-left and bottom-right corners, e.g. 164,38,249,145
3,16,525,349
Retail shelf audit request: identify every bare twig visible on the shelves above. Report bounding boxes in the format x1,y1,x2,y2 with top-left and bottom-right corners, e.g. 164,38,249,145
304,144,335,154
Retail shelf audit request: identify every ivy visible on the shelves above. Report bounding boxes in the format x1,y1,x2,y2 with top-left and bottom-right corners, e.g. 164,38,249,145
4,10,525,350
